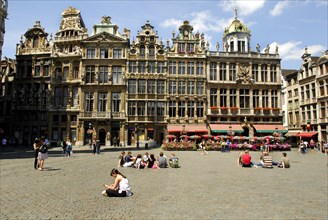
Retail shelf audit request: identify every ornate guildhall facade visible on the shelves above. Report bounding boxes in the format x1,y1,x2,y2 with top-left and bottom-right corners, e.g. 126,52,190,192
3,7,287,146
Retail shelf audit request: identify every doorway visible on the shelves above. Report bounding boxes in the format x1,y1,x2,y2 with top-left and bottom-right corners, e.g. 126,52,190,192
98,129,106,145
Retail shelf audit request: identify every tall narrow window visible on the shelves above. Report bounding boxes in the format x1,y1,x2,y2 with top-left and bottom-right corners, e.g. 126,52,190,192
239,89,249,109
128,101,136,116
86,66,95,83
112,92,121,112
210,88,217,107
220,63,226,81
169,61,176,75
138,62,146,73
157,62,165,73
98,92,107,112
229,63,236,81
148,80,156,94
178,62,185,75
169,101,176,117
196,81,203,95
196,62,203,75
112,66,122,84
169,81,176,94
188,101,194,117
149,45,155,57
187,43,194,52
128,80,137,94
187,62,194,75
253,90,259,108
99,66,108,83
261,64,267,82
220,89,227,107
252,64,258,82
262,90,269,107
187,81,194,95
178,81,185,94
85,92,94,112
148,62,155,73
54,87,62,107
100,49,108,58
147,101,156,116
63,87,68,107
230,89,237,107
210,62,217,80
157,80,165,94
113,48,122,59
178,101,185,117
73,87,78,106
157,102,165,116
86,49,95,58
139,45,145,57
271,90,278,108
137,101,145,116
197,101,204,117
178,43,185,52
138,80,146,94
270,65,277,82
63,67,69,80
34,66,40,77
129,61,137,73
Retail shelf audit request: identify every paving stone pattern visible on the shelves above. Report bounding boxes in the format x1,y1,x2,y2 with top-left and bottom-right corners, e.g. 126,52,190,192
1,146,327,219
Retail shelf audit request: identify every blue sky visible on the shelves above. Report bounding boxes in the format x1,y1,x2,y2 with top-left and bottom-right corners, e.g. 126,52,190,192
3,0,327,69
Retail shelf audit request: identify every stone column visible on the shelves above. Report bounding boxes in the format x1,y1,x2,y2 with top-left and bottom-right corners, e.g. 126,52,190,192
226,62,230,81
267,64,271,82
258,64,262,82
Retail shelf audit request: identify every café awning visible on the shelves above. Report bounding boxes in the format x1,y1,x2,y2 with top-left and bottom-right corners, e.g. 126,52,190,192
296,132,318,138
167,124,208,133
209,124,243,133
285,130,300,136
253,124,287,133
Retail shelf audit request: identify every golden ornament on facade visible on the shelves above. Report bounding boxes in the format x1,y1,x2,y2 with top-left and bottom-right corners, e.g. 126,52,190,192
62,6,80,16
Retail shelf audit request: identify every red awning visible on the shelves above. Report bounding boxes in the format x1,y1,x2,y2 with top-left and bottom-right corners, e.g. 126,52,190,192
167,124,208,133
167,125,183,133
209,124,243,132
285,130,300,136
185,125,208,133
296,132,318,138
253,124,287,133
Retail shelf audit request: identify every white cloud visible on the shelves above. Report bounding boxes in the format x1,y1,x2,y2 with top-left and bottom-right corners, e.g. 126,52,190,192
267,41,326,60
270,1,289,17
160,11,232,33
218,0,266,16
160,18,183,30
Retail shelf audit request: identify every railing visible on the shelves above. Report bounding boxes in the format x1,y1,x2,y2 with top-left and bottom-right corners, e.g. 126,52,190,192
81,112,111,118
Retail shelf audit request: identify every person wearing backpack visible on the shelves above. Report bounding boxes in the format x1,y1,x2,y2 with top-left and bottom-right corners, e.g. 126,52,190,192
169,153,180,168
38,138,48,171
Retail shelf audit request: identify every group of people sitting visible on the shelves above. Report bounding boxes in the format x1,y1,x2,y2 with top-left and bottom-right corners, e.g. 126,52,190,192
118,151,179,169
238,150,290,169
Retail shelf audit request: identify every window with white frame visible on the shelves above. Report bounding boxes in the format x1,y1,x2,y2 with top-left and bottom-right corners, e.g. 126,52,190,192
99,66,108,83
239,89,249,109
169,61,176,75
196,81,203,95
178,61,185,75
86,49,95,58
196,101,203,117
147,101,156,116
112,92,121,112
187,62,194,75
112,66,122,84
137,101,146,116
147,80,156,94
169,101,176,117
262,90,269,107
210,88,217,107
230,89,237,107
178,101,185,117
113,48,122,59
85,92,94,112
220,63,226,81
157,80,165,94
148,61,155,73
100,49,108,58
157,102,165,116
169,81,176,94
196,62,203,75
157,61,165,73
188,101,194,117
210,62,217,80
128,101,136,116
86,66,95,83
129,61,137,73
178,81,185,95
128,80,137,94
138,80,146,94
98,92,107,112
187,81,194,95
229,63,236,81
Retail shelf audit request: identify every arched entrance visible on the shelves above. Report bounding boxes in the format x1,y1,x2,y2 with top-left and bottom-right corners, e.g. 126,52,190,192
242,126,249,137
98,129,106,145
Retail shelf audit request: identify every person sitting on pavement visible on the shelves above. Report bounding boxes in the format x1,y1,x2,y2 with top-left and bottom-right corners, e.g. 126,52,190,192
143,152,149,162
134,154,146,169
277,152,290,169
145,154,156,169
102,168,133,197
169,153,180,168
262,151,273,168
241,150,252,167
118,151,126,168
123,151,135,167
157,152,168,168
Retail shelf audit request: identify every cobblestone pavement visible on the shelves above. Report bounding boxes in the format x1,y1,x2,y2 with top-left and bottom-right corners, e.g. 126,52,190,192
1,146,327,220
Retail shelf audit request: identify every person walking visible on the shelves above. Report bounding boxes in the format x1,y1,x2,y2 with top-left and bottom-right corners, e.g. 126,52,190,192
37,138,48,171
96,139,101,154
33,138,41,169
61,139,67,157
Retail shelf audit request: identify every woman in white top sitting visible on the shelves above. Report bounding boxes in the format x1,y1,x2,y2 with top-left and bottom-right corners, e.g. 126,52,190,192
102,169,133,197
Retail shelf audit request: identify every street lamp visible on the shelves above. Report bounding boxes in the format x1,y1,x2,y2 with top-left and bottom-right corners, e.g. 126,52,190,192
136,124,139,148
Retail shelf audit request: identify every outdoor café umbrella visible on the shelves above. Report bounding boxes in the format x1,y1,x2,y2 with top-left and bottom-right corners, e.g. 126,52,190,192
202,134,214,139
180,135,189,142
166,134,176,142
189,135,201,140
